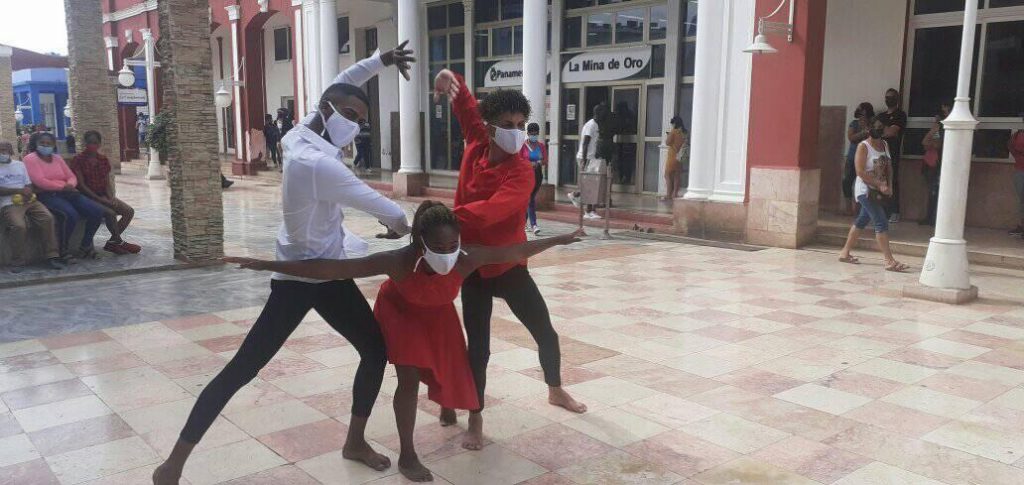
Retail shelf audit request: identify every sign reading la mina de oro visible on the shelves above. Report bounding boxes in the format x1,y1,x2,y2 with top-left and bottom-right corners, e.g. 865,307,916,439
562,46,651,83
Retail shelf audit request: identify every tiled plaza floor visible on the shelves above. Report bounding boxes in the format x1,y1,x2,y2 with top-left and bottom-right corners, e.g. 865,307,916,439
1,164,1024,484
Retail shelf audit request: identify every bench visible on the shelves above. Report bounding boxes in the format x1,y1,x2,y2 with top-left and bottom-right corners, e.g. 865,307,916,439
1,214,84,266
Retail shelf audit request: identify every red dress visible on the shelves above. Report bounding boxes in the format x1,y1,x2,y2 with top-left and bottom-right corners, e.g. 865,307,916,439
373,265,480,410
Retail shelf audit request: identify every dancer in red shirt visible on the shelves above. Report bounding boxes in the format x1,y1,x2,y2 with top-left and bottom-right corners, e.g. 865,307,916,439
432,69,587,450
225,201,582,482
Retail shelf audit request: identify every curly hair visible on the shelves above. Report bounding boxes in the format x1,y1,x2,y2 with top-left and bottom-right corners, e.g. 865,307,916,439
27,132,56,153
410,200,460,248
478,89,531,124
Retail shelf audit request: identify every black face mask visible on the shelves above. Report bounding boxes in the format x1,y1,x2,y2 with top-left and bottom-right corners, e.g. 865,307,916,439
870,127,885,139
885,96,898,108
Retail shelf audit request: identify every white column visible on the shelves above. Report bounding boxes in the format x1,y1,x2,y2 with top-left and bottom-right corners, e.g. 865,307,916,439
103,36,118,71
523,0,546,138
919,4,980,291
683,0,722,201
292,0,306,118
140,29,164,180
463,0,475,92
547,0,563,186
318,0,339,91
709,0,753,203
303,0,321,109
659,0,683,196
397,0,423,173
226,5,244,161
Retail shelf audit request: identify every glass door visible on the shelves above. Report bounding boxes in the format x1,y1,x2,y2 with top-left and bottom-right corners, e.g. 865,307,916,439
611,86,641,192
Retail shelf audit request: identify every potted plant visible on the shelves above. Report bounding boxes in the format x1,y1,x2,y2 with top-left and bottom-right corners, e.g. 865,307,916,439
146,111,173,164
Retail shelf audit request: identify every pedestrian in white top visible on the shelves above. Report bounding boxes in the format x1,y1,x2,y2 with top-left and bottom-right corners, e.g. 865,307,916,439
154,41,417,485
568,104,607,219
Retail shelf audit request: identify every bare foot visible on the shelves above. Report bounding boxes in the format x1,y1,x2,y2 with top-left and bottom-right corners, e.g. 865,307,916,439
398,454,434,482
152,462,181,485
439,408,457,427
549,387,587,413
461,412,484,450
343,440,392,471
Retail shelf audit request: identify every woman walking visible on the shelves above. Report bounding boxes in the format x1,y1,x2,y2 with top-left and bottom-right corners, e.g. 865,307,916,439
838,116,908,272
844,102,874,214
662,116,688,201
225,201,582,482
22,132,105,260
520,123,547,235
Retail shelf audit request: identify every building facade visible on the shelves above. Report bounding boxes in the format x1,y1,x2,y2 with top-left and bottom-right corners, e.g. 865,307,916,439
96,0,1024,245
12,68,72,141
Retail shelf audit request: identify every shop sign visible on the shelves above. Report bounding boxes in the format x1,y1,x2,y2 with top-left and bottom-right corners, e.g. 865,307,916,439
117,88,148,106
561,46,651,83
566,104,576,121
483,58,550,88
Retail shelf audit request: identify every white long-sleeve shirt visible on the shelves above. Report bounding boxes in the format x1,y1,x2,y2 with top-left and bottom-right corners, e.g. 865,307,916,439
273,52,410,282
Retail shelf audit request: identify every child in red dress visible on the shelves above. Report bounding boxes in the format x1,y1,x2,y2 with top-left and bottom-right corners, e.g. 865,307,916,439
225,200,582,482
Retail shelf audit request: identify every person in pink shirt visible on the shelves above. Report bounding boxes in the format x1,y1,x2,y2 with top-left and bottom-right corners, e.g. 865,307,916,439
23,132,105,260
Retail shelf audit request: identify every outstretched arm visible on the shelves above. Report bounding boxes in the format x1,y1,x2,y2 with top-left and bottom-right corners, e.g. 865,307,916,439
313,158,411,235
461,229,583,272
224,251,399,281
330,41,415,87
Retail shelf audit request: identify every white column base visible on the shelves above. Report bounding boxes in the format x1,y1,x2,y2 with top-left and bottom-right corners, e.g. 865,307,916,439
683,188,711,201
146,149,165,180
920,236,971,290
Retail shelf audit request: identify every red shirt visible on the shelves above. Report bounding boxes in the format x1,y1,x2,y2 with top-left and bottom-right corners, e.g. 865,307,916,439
1011,130,1024,172
451,73,535,279
69,150,112,197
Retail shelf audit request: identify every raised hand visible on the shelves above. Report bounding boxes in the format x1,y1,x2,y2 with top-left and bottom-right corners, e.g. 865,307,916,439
560,228,586,245
433,69,460,104
380,40,416,81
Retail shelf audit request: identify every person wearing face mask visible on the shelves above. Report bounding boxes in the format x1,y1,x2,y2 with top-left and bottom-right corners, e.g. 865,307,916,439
69,131,140,255
520,123,547,235
224,200,583,482
153,41,416,485
838,115,908,272
877,88,907,223
0,142,64,272
23,132,106,261
432,68,588,451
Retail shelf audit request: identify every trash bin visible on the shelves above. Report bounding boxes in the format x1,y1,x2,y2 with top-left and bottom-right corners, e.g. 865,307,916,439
579,171,608,206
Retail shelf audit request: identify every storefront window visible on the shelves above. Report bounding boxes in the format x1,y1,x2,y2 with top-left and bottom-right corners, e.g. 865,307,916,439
913,0,983,15
908,25,979,118
685,1,698,37
564,17,583,49
588,13,614,46
979,20,1024,117
493,26,514,56
474,30,489,58
566,0,592,8
683,41,696,77
974,129,1011,158
430,35,448,63
449,3,465,27
649,6,668,40
514,25,524,54
645,85,664,138
615,8,645,44
450,33,465,60
428,5,448,30
651,44,666,78
502,0,523,19
475,4,499,23
990,0,1024,6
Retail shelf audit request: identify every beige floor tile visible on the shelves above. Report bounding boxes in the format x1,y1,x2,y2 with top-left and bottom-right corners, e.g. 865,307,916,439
962,322,1024,340
490,348,542,371
103,322,192,351
0,433,40,467
946,360,1024,387
680,413,790,454
181,438,287,485
297,448,400,485
132,343,213,365
479,404,553,442
50,341,130,364
177,323,248,342
693,456,819,485
617,393,719,429
224,398,326,437
269,367,355,398
882,386,983,419
923,421,1024,464
565,376,658,407
482,372,549,401
303,346,361,368
833,461,946,485
562,407,669,447
45,436,160,485
0,364,73,393
990,388,1024,412
78,463,193,485
912,338,991,359
0,340,46,360
556,449,681,485
773,383,872,415
429,445,546,485
13,395,112,433
849,358,937,384
754,356,842,382
81,366,191,413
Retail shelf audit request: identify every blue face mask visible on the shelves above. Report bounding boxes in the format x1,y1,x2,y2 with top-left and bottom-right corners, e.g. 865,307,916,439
37,146,54,157
528,135,539,143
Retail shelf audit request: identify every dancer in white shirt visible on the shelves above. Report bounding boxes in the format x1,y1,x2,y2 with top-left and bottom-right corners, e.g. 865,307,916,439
154,42,415,485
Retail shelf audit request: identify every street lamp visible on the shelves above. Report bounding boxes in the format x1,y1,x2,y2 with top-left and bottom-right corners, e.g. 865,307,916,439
118,62,136,88
14,109,23,123
743,0,795,54
63,104,72,119
214,84,233,109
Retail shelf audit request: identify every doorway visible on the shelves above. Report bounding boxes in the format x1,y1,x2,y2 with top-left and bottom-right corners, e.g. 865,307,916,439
363,27,381,170
611,86,640,190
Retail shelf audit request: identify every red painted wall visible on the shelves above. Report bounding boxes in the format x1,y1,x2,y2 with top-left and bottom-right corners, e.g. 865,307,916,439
746,0,828,170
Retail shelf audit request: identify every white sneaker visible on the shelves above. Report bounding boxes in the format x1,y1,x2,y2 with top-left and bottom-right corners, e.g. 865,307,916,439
582,212,594,220
889,213,901,224
568,192,581,208
533,226,541,235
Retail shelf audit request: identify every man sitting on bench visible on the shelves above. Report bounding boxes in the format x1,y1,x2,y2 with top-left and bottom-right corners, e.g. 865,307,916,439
0,142,64,273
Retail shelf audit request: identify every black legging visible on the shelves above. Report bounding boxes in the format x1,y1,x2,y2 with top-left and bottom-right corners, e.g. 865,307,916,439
461,266,561,410
179,279,386,444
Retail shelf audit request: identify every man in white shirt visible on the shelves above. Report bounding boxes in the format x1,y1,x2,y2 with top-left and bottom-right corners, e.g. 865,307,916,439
155,43,416,485
0,142,63,272
568,104,607,219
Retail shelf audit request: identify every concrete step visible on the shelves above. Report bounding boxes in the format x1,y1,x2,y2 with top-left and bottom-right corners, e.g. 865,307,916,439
816,227,1024,270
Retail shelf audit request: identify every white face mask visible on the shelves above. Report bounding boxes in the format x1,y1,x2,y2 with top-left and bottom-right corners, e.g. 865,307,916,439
321,101,361,149
491,125,527,155
416,238,465,275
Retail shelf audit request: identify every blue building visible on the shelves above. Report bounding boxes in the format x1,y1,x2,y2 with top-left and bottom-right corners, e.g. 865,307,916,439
12,68,70,140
